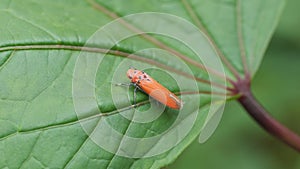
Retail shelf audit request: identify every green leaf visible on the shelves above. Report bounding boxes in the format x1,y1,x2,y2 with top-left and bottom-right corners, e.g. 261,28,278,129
0,0,284,169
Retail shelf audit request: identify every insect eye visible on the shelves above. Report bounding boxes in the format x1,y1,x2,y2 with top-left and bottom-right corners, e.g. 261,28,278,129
128,75,132,79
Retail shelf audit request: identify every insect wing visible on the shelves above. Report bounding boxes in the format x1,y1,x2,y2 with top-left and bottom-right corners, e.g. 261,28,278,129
138,78,182,109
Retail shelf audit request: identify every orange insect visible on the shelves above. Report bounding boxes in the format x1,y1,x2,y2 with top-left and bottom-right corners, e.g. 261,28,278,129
119,67,182,109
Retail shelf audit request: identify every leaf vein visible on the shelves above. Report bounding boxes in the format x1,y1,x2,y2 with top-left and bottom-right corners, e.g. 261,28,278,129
8,11,61,41
180,0,240,81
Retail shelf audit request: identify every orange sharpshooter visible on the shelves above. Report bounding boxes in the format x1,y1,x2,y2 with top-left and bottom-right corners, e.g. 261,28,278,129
125,68,182,109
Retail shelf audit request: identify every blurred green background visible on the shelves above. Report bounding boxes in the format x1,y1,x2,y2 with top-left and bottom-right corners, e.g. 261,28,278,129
169,0,300,168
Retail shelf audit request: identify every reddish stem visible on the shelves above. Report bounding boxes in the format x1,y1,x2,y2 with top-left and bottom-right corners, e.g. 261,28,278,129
231,77,300,152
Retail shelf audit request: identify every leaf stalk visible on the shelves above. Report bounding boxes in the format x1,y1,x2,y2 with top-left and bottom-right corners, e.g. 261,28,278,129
232,77,300,152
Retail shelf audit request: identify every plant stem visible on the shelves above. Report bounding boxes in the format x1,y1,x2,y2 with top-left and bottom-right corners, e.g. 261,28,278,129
234,77,300,152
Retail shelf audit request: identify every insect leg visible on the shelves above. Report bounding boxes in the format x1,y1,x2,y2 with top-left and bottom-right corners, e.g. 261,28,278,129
115,82,142,108
133,86,138,107
114,83,132,86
